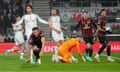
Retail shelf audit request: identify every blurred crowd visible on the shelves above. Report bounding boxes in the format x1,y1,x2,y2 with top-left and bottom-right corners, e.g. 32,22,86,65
0,0,33,43
50,0,119,7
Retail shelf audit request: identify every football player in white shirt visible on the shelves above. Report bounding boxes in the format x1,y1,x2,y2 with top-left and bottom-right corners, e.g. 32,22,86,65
14,5,48,64
5,15,25,60
48,8,67,62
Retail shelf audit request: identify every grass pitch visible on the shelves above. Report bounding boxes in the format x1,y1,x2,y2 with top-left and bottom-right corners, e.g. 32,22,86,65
0,53,120,72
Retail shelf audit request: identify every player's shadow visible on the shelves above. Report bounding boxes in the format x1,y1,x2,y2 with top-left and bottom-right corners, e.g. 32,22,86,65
20,63,39,69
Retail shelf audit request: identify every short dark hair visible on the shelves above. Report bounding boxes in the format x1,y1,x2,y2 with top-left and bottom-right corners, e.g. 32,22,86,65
15,15,20,18
83,11,88,14
52,8,57,11
32,27,39,31
100,9,106,13
25,4,33,9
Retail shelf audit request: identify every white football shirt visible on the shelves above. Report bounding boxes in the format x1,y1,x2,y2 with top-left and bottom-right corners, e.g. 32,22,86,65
15,13,48,39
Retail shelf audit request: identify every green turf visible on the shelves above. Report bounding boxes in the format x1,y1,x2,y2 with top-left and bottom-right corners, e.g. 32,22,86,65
0,53,120,72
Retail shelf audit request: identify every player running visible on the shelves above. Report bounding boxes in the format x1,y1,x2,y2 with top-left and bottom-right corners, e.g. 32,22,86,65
74,11,96,61
56,35,86,63
5,15,25,60
48,8,67,61
14,4,48,64
27,27,45,64
94,9,114,62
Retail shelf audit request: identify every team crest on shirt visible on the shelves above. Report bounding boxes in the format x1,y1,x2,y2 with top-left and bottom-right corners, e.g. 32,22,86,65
84,23,89,27
82,18,91,29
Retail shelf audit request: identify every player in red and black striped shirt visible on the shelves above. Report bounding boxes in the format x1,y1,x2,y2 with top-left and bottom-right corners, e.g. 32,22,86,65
75,11,97,61
94,9,114,62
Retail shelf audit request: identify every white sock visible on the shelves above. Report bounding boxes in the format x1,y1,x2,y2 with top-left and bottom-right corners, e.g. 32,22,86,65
54,46,58,56
37,58,41,64
96,54,99,57
7,49,14,52
52,54,55,61
71,56,77,61
81,56,86,62
30,49,33,62
108,56,111,59
20,53,24,59
25,40,28,52
7,50,11,52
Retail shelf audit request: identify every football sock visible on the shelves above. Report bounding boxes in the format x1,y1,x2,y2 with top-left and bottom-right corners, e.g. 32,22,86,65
54,46,58,56
98,44,106,55
88,48,93,57
107,46,111,56
20,52,24,59
86,48,89,56
30,49,33,62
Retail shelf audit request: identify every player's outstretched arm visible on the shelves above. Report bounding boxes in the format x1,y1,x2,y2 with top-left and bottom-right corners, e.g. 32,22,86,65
37,15,48,24
73,20,81,33
15,16,24,25
40,36,45,56
76,42,86,62
48,22,61,34
61,26,68,30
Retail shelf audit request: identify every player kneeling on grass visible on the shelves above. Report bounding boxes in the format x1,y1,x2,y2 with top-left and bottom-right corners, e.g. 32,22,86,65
26,27,45,64
5,15,25,60
52,35,86,63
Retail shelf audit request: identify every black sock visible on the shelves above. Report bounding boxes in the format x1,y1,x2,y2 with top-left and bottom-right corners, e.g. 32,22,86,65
107,46,111,56
36,50,40,62
36,54,40,62
88,48,93,57
36,51,40,59
98,44,106,55
33,50,37,62
33,50,40,62
86,48,89,56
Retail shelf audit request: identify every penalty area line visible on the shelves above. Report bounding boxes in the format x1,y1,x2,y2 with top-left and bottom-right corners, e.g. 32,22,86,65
101,54,120,60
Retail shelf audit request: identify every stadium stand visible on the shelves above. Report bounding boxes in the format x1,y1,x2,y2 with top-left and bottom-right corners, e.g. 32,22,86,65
0,0,120,42
50,0,120,41
0,0,33,43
